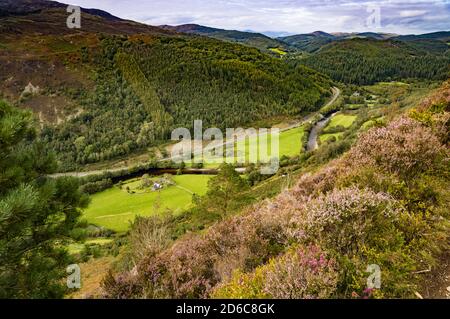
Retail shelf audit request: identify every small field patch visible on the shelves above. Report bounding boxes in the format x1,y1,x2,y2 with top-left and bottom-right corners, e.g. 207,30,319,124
83,175,212,232
327,114,357,129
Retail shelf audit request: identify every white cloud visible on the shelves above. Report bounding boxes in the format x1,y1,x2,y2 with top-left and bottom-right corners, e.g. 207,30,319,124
399,10,427,17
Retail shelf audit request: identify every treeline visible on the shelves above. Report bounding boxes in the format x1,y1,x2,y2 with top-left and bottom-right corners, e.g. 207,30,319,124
297,38,450,85
41,35,331,171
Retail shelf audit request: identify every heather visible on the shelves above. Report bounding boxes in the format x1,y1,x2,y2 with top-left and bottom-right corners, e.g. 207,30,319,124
102,83,449,299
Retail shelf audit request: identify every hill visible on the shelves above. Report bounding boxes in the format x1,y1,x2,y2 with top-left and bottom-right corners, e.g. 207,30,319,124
0,0,332,171
102,80,450,300
393,31,450,42
278,31,396,52
160,24,290,53
278,31,336,52
296,38,450,84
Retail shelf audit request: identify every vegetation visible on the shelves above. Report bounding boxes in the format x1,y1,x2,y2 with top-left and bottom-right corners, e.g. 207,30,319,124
83,175,212,233
101,81,449,299
297,38,450,85
0,100,88,298
161,24,289,53
38,35,331,171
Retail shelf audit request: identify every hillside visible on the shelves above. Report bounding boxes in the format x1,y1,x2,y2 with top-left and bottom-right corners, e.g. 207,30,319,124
279,31,396,52
393,31,450,42
296,38,450,84
278,31,336,53
0,1,332,171
160,24,290,53
102,80,450,299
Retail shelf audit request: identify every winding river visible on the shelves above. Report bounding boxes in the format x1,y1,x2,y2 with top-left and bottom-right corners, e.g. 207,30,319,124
306,112,337,152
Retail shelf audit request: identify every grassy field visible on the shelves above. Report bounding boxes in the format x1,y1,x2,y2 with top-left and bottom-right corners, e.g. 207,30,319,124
232,126,306,163
320,132,344,142
83,175,212,232
269,48,287,55
191,125,306,166
82,126,306,232
327,114,357,129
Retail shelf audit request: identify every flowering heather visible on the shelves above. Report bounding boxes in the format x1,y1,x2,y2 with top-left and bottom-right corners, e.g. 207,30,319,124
291,161,347,199
263,245,338,299
301,187,402,255
348,117,445,179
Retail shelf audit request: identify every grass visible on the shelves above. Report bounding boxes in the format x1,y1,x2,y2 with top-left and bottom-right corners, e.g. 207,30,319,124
233,126,306,163
269,48,287,55
66,238,113,255
320,132,344,142
346,104,364,110
83,175,212,233
85,238,114,245
327,114,357,129
189,125,306,166
66,256,116,299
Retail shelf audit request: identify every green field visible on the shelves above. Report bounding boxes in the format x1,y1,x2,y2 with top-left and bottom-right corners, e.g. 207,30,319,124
320,132,344,142
83,175,212,232
327,114,357,129
269,48,287,55
233,126,306,163
189,125,306,166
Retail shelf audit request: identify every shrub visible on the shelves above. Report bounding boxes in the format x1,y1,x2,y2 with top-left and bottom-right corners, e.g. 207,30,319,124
263,245,338,299
300,187,403,255
213,245,338,299
127,215,172,265
348,117,445,179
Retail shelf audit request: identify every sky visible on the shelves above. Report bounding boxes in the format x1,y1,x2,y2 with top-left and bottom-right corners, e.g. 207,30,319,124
61,0,450,36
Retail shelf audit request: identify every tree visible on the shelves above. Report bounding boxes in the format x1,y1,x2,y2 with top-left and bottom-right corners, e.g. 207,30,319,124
196,164,251,217
0,100,89,298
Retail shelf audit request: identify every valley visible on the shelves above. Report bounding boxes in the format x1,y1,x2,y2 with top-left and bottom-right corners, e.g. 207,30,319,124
0,0,449,302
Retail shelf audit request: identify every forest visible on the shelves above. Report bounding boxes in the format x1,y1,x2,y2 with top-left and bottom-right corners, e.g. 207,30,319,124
40,35,331,171
297,38,450,85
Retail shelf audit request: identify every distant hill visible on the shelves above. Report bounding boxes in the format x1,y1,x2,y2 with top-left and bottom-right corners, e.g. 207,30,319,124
278,31,336,53
0,0,121,20
0,0,175,36
297,38,450,84
394,31,450,42
279,31,397,52
160,24,289,53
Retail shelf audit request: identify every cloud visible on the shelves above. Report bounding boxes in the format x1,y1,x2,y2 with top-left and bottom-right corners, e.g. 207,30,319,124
60,0,450,34
399,10,427,18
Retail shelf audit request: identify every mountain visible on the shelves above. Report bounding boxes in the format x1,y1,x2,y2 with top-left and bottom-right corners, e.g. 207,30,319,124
0,0,331,171
278,31,397,52
0,0,121,20
297,38,450,84
353,32,396,40
278,31,336,52
160,24,290,53
393,31,450,42
0,0,176,36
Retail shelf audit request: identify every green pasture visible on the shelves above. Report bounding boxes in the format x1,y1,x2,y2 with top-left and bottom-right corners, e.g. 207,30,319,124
83,175,212,233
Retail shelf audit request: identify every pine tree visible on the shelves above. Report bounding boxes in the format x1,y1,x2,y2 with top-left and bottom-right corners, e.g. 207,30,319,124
197,163,251,217
0,100,89,298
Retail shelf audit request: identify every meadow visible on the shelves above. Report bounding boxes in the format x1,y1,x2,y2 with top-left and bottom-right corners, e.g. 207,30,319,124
326,114,357,129
83,175,212,232
319,113,357,142
82,126,307,232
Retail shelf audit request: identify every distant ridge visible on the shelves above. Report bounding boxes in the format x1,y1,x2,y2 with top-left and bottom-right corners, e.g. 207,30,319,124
0,0,121,20
393,31,450,42
160,24,289,52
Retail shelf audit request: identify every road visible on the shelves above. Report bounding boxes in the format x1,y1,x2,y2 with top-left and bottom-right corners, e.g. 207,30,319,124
50,87,340,178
